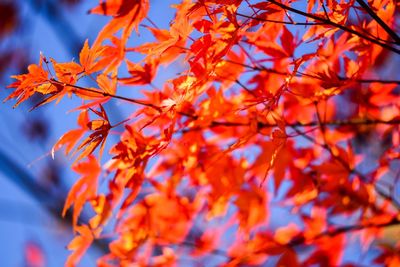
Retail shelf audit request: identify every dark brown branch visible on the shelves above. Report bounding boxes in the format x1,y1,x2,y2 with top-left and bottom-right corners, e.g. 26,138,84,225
343,78,400,84
49,80,400,130
355,0,400,44
320,1,330,20
236,12,326,26
261,118,400,128
182,216,400,258
180,119,400,134
267,0,400,55
49,79,162,112
224,59,400,85
375,183,400,210
312,105,389,214
288,216,400,247
290,123,399,212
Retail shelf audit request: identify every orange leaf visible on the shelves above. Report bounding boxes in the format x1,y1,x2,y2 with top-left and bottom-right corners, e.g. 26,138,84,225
65,225,94,267
52,110,89,157
63,155,101,227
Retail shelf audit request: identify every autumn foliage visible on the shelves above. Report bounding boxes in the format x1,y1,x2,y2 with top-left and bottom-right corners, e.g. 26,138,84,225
4,0,400,266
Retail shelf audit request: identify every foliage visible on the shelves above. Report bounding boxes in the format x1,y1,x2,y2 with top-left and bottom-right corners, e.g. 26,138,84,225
4,0,400,266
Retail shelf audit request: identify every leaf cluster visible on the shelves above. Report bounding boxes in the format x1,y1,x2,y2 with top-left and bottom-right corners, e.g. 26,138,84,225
4,0,400,266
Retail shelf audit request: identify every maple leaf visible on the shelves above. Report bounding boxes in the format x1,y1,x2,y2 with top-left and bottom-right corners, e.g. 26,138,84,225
51,58,83,84
275,223,301,245
277,248,299,267
79,39,106,75
74,105,111,162
134,27,187,64
91,0,149,50
119,58,158,85
89,0,138,17
63,155,101,228
52,110,89,158
5,56,57,107
65,225,95,267
98,36,126,74
52,105,111,163
235,185,267,230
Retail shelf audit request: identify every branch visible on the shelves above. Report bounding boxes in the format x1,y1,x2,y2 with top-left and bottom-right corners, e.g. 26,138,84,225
343,78,400,84
49,80,400,131
293,114,397,213
49,79,162,112
180,217,400,258
224,59,400,85
236,12,326,26
355,0,400,44
266,0,400,55
179,118,400,135
259,118,400,128
375,183,400,210
288,216,400,247
290,123,400,212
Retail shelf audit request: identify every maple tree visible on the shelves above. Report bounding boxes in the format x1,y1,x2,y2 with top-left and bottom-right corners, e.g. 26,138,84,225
4,0,400,266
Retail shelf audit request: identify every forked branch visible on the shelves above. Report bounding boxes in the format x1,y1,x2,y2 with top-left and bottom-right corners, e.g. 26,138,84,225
266,0,400,54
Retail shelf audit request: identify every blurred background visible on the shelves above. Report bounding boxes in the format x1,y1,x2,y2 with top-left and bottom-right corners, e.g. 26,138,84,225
0,1,107,265
0,1,182,266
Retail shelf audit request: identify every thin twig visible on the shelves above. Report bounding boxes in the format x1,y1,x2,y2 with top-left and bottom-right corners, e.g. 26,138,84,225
236,12,326,26
288,216,400,247
267,0,400,54
224,59,400,84
47,80,400,131
49,79,162,112
355,0,400,44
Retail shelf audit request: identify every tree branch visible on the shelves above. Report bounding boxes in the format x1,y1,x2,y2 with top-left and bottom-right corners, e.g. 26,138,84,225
236,12,326,26
224,59,400,85
49,80,400,132
290,122,400,213
49,79,162,112
355,0,400,44
288,216,400,247
266,0,400,55
259,118,400,128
